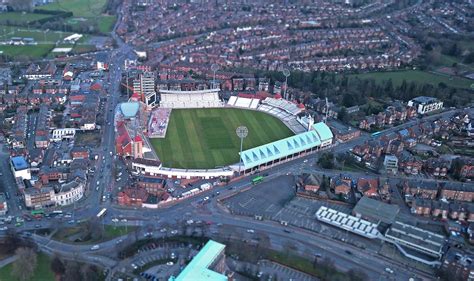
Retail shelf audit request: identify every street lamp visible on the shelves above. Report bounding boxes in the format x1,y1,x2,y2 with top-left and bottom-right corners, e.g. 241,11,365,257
236,126,248,174
211,63,219,89
282,68,290,100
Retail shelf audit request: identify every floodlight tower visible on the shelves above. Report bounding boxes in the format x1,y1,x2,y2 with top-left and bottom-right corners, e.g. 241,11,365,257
236,126,248,174
282,68,290,100
211,63,219,89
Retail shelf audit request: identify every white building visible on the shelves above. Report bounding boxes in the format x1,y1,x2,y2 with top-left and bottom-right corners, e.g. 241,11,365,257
24,187,55,209
159,89,222,108
53,178,85,206
408,96,444,115
383,155,398,174
133,72,157,108
51,128,77,142
10,156,31,181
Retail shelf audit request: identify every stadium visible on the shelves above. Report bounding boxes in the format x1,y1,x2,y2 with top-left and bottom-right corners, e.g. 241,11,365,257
125,88,334,179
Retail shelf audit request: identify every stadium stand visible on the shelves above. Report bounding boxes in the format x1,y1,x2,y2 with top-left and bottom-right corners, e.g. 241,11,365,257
227,96,260,109
238,122,333,172
148,108,172,138
257,97,306,134
261,97,303,115
159,89,222,108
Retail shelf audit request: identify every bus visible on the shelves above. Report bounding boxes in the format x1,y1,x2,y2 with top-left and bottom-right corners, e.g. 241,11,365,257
252,176,264,185
97,208,107,219
371,131,382,138
31,210,44,216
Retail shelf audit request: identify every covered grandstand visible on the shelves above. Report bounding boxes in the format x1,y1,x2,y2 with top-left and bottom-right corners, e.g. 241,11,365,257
256,97,306,134
159,89,222,108
238,122,333,172
227,96,260,109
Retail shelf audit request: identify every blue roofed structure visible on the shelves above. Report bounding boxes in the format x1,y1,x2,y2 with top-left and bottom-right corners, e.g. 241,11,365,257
312,122,334,143
11,156,28,170
120,102,140,118
238,122,333,171
170,240,227,281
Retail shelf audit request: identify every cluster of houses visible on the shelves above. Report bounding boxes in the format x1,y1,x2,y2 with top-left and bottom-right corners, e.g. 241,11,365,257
0,57,109,210
352,110,474,176
118,0,420,73
296,173,391,202
403,180,474,222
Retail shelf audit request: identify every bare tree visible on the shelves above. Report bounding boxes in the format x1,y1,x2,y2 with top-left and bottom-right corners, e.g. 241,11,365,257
62,261,81,281
11,247,37,281
80,264,99,281
8,0,32,11
50,255,66,276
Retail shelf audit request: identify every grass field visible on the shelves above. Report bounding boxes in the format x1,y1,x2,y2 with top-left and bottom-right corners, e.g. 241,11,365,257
39,0,108,18
40,0,115,33
150,108,294,169
0,12,54,25
350,70,474,89
0,44,54,58
53,223,135,244
0,25,72,42
0,253,54,281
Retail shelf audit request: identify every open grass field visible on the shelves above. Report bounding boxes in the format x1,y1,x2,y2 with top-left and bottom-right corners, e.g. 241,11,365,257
0,44,54,58
0,12,54,25
40,0,116,33
39,0,108,18
0,25,72,42
150,108,294,169
0,253,54,281
349,70,474,89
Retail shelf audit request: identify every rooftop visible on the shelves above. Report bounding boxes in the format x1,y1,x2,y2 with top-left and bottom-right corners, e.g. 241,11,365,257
120,102,140,118
410,96,440,104
353,196,400,224
172,240,227,281
385,220,445,256
11,156,28,170
239,122,332,170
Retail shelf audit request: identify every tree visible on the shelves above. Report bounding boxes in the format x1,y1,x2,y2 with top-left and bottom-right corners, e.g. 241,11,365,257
50,255,66,276
80,264,100,281
450,158,465,180
347,268,369,281
338,107,349,123
8,0,32,11
318,152,334,169
84,218,104,241
11,247,37,281
62,261,81,281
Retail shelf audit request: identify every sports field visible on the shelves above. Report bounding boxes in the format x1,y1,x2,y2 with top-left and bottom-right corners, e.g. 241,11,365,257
349,70,474,89
150,108,294,169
